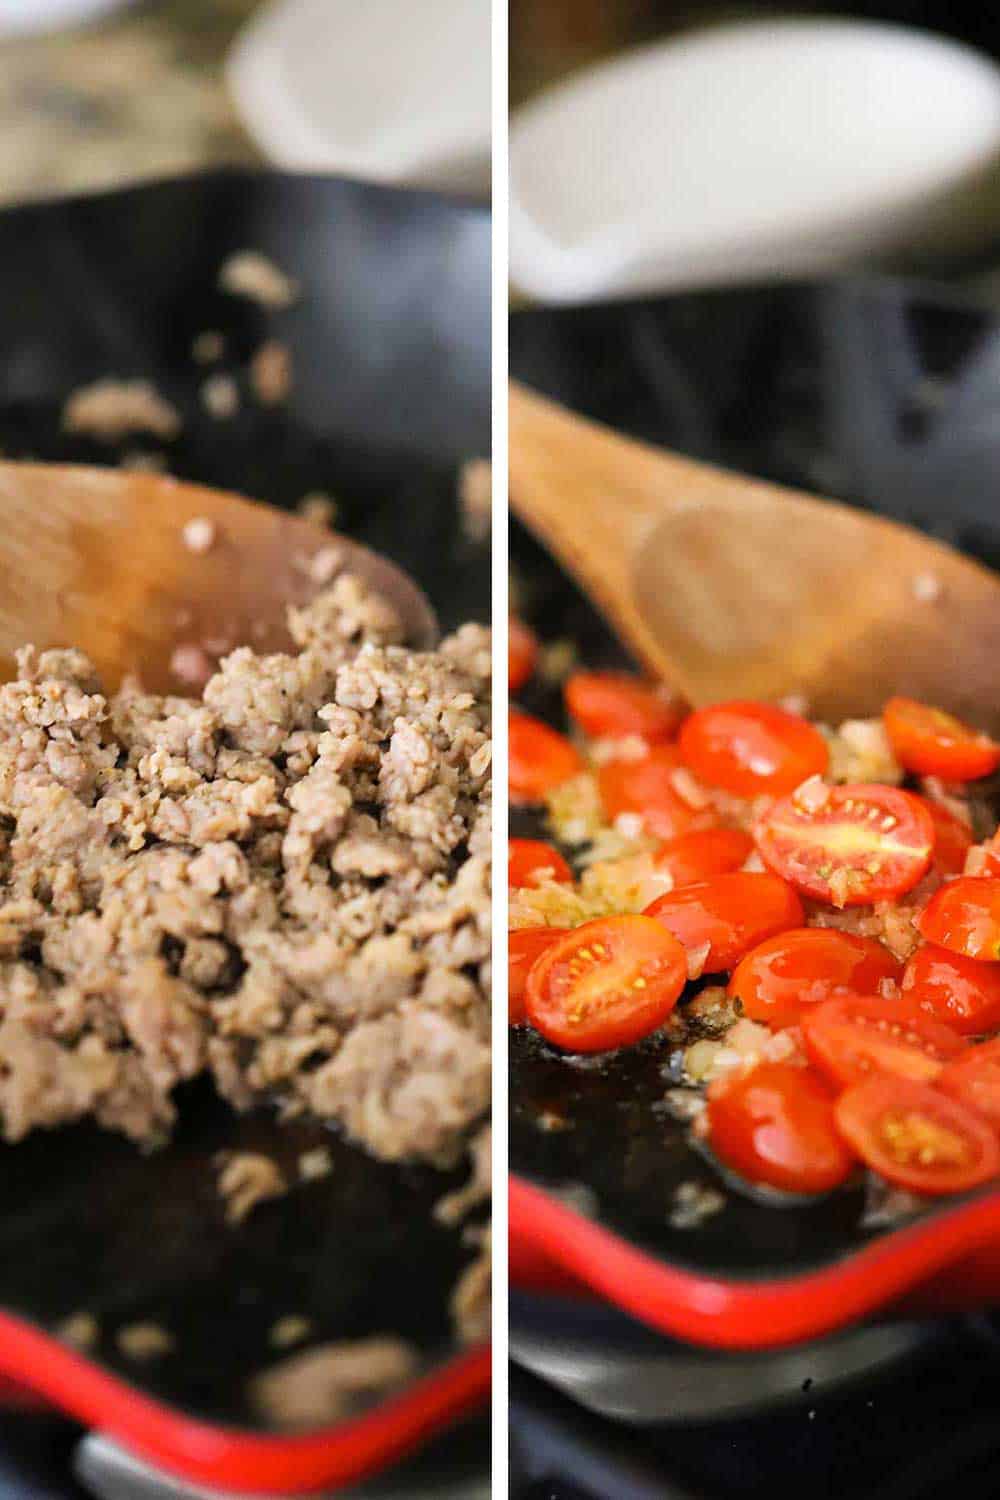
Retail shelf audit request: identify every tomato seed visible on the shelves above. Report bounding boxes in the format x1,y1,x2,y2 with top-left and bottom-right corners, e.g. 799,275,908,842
881,1111,969,1167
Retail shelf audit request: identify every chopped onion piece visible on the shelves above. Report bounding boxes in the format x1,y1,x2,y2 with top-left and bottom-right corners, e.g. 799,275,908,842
792,774,831,813
685,941,712,981
670,767,713,809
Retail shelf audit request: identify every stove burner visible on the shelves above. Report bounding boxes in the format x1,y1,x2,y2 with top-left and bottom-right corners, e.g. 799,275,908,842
511,1314,1000,1500
0,1409,490,1499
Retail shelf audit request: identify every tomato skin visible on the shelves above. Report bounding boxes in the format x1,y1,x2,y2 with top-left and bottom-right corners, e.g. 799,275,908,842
919,796,974,876
901,945,1000,1036
883,696,1000,782
801,995,966,1090
509,617,539,694
707,1062,856,1194
654,827,754,888
564,671,684,743
524,914,688,1053
678,700,829,798
508,839,572,889
835,1075,1000,1195
644,872,804,974
509,711,583,804
598,747,717,840
754,783,934,906
509,927,569,1024
938,1038,1000,1131
917,877,1000,961
728,929,901,1031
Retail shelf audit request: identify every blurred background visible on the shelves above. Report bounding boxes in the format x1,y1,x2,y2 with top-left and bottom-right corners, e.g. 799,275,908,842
0,0,258,203
510,1,1000,105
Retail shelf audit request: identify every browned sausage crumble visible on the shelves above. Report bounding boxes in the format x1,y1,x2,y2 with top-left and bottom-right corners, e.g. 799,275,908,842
251,1335,417,1428
0,571,491,1171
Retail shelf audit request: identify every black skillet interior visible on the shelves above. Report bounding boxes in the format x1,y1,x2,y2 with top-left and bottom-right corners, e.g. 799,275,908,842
510,278,1000,1281
0,170,490,1428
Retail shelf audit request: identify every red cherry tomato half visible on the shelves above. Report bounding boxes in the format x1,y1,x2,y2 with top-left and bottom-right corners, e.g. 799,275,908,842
509,617,539,694
835,1075,1000,1195
754,783,934,906
644,872,804,974
938,1038,1000,1133
564,671,684,743
728,928,901,1031
524,914,688,1053
508,839,572,889
508,927,569,1024
598,746,717,840
883,696,1000,782
801,995,966,1090
707,1061,856,1194
509,711,583,805
917,877,1000,961
919,796,974,876
901,944,1000,1036
678,700,829,798
653,827,754,888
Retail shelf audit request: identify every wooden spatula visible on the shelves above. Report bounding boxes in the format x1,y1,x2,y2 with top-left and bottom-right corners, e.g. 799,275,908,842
510,381,1000,732
0,463,436,693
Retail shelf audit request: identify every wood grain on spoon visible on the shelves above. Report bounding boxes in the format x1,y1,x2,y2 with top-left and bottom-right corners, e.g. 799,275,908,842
0,463,436,694
509,381,1000,731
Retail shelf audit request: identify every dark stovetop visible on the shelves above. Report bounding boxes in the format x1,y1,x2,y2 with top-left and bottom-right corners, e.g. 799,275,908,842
510,1314,1000,1500
0,1405,492,1498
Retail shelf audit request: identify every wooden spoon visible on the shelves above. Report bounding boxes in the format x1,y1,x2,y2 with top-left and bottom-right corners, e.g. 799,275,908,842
0,463,436,693
510,381,1000,732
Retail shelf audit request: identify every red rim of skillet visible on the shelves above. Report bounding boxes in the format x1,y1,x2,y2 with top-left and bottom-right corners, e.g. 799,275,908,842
509,1173,1000,1350
0,1317,489,1494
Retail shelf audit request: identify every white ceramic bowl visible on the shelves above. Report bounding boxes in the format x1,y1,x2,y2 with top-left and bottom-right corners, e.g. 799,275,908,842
510,19,1000,302
227,0,491,196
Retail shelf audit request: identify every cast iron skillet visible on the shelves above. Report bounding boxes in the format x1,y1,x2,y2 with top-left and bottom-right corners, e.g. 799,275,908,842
509,278,1000,1350
0,169,490,1494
